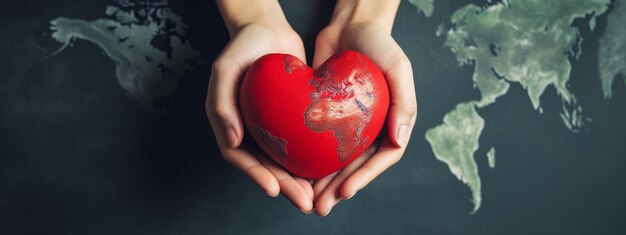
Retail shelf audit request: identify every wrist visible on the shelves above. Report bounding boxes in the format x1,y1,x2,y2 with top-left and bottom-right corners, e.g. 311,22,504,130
216,0,290,36
330,0,400,33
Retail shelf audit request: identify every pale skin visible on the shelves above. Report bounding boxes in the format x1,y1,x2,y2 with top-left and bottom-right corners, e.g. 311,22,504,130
207,0,417,216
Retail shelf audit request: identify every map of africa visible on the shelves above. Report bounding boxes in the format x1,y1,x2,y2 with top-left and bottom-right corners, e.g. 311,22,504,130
305,53,376,162
48,0,201,112
410,0,626,212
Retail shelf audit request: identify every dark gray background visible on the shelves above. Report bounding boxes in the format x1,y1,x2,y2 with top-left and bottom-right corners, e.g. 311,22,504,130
1,0,625,234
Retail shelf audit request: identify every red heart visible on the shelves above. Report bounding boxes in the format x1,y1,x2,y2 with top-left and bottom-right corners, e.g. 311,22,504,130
239,50,389,180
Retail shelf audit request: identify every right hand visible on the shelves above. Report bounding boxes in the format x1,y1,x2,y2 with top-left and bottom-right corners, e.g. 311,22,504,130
310,0,417,217
205,15,313,213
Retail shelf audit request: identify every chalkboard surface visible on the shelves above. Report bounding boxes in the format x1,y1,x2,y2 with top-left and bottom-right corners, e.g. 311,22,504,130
1,0,625,234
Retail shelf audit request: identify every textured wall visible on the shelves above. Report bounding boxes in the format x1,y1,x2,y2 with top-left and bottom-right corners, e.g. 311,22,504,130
1,0,625,234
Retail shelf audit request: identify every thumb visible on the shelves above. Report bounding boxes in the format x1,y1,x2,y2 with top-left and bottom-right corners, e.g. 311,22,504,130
312,28,340,69
356,37,418,148
206,58,246,149
382,55,418,148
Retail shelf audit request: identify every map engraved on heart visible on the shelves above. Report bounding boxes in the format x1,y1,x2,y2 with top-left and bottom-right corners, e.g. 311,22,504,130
240,50,389,179
283,55,306,74
254,126,288,163
304,56,375,162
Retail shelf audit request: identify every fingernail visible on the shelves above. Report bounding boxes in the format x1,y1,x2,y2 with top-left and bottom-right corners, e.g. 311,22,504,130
396,124,409,147
226,127,238,148
321,208,332,217
266,191,278,197
344,191,357,200
300,208,312,214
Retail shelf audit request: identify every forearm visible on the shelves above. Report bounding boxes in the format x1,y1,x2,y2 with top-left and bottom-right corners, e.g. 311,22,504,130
330,0,401,33
216,0,290,35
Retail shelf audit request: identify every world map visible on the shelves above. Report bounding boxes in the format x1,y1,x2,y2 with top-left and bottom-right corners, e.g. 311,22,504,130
410,0,626,212
304,53,376,162
48,0,202,112
43,0,625,214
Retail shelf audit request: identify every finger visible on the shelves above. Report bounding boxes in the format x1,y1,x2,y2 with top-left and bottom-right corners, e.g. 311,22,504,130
294,177,314,201
258,155,314,213
221,148,280,197
312,172,338,201
314,146,375,217
312,144,377,199
312,27,340,69
340,137,408,199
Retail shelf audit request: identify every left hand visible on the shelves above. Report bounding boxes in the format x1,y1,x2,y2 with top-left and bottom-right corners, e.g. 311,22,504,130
208,0,314,214
311,0,418,217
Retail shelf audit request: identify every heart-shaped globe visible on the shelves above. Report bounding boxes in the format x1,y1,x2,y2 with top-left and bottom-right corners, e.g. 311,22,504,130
239,50,389,180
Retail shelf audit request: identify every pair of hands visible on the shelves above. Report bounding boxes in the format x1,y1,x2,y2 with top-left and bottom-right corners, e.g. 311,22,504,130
206,0,417,216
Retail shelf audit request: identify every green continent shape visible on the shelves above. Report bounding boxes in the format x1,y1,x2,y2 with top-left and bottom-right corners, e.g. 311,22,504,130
599,0,626,99
49,3,202,112
427,0,611,213
426,102,484,213
445,0,609,129
408,0,435,17
487,147,495,169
